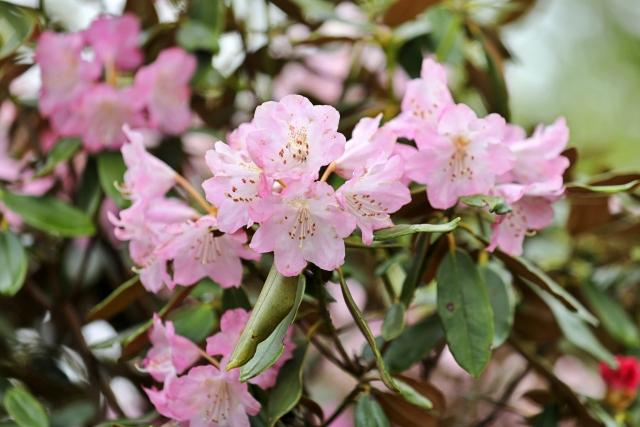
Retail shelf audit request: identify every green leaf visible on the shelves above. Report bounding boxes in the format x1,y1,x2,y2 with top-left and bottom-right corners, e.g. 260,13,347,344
240,275,305,381
87,276,142,321
265,344,308,427
75,157,102,218
0,190,95,237
227,266,301,370
3,386,48,427
460,194,511,214
384,314,444,374
437,249,493,377
374,218,460,241
381,303,405,341
338,269,398,392
97,152,128,208
395,378,433,411
0,3,37,60
170,303,217,343
35,138,81,177
566,180,639,194
177,20,219,52
50,400,94,427
0,230,27,297
526,280,615,366
399,233,431,307
482,266,514,348
582,282,640,348
222,286,251,310
355,394,390,427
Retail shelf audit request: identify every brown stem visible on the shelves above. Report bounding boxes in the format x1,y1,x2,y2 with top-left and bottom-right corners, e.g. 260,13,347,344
320,162,336,182
174,173,217,216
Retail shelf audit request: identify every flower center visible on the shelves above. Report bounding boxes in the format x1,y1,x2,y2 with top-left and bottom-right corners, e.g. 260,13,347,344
344,192,388,218
286,125,310,163
204,378,231,423
287,201,316,248
193,228,222,264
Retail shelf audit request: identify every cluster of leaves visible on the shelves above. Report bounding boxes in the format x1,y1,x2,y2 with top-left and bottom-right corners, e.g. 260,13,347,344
0,0,639,426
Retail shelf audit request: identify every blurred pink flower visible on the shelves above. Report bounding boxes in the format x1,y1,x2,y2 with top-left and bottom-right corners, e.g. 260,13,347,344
0,102,21,182
409,103,512,209
600,355,640,392
143,314,200,382
134,48,196,135
250,180,355,276
85,14,143,71
156,215,259,288
246,95,345,181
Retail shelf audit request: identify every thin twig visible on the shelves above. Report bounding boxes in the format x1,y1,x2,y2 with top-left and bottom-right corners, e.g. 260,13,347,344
174,173,217,216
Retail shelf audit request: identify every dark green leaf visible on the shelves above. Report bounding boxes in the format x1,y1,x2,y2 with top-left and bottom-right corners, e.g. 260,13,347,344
0,190,95,237
399,233,430,306
482,266,514,348
381,303,405,341
437,249,493,377
374,218,460,241
3,386,48,427
384,314,444,374
75,157,102,218
526,280,615,365
0,3,37,60
97,152,128,208
222,286,251,310
240,275,305,381
50,400,95,427
35,138,81,178
170,303,217,343
355,394,390,427
460,194,511,214
265,344,308,427
0,230,27,297
86,276,142,321
227,266,301,370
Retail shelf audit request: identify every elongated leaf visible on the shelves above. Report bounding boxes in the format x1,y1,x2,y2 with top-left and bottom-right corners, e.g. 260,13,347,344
3,386,48,427
395,378,432,410
381,303,405,341
0,230,27,296
97,152,128,208
0,3,37,60
265,344,308,427
355,394,390,427
373,377,444,427
227,266,300,370
338,269,398,392
581,282,640,348
0,190,95,237
35,138,81,177
384,314,444,374
482,266,514,348
170,303,217,343
240,275,305,381
460,194,511,214
86,276,142,321
374,218,460,241
383,0,440,27
437,249,493,377
526,280,615,366
566,180,639,195
399,233,430,306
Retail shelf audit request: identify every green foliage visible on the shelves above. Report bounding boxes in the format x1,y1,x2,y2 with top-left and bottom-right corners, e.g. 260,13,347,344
355,394,390,427
3,386,49,427
264,344,308,427
97,152,129,208
0,230,27,297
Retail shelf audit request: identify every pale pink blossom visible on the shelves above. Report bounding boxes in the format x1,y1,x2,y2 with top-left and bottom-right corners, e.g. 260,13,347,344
157,215,259,288
85,14,143,71
147,365,260,427
409,103,512,209
334,114,396,179
206,308,295,389
121,126,176,201
246,95,345,180
143,314,201,382
70,84,146,152
134,48,196,135
202,141,268,233
0,102,21,182
35,31,100,116
336,155,411,245
386,57,454,139
250,180,356,276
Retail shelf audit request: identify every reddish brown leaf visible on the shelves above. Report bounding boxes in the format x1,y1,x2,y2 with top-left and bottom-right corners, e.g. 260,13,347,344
383,0,441,27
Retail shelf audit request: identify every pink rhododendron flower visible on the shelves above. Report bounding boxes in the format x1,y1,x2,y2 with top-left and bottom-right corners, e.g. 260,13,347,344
157,215,259,288
386,57,454,139
246,95,345,180
206,308,294,389
409,103,512,209
85,14,143,71
147,365,260,427
70,84,146,152
134,48,196,135
334,114,396,179
250,180,356,276
143,314,200,382
35,31,101,116
202,141,268,233
121,126,176,201
336,155,411,245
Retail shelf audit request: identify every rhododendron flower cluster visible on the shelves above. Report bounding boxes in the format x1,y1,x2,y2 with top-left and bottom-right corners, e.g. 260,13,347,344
144,309,294,427
34,14,195,152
